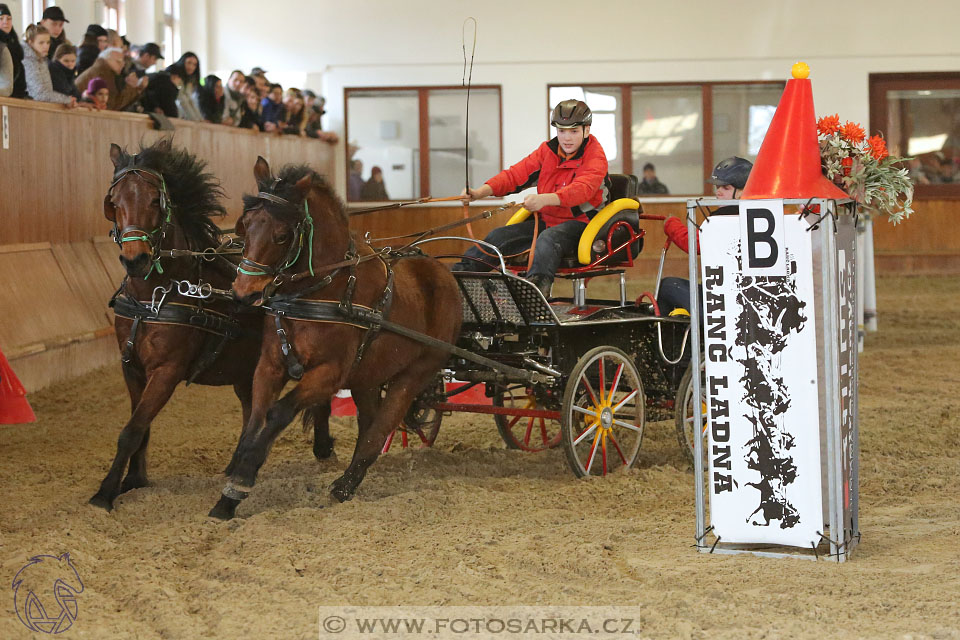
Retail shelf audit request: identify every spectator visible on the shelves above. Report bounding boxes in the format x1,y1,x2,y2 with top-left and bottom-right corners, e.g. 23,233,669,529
348,159,364,201
638,162,669,195
222,69,245,125
196,74,225,123
139,70,179,117
76,24,107,75
282,88,306,135
260,83,284,132
165,51,202,120
22,24,76,106
48,43,80,100
80,77,109,110
131,42,162,77
361,166,389,201
0,35,10,97
38,6,70,62
75,47,145,111
238,88,262,130
0,3,27,99
249,67,267,97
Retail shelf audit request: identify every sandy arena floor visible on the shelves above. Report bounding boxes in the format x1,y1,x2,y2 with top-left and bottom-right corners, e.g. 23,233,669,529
1,275,958,639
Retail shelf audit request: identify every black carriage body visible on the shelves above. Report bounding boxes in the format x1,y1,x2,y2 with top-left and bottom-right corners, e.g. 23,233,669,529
449,272,690,407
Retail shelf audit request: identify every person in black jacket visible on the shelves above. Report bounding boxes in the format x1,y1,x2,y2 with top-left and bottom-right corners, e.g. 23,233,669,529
0,3,27,98
48,43,80,99
75,24,107,76
139,71,179,118
38,6,70,61
195,74,224,123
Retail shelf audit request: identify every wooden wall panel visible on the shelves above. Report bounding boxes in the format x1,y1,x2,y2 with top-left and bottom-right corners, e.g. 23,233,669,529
50,242,117,329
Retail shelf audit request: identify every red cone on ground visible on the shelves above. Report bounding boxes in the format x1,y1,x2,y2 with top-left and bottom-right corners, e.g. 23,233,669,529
741,62,849,200
0,348,36,424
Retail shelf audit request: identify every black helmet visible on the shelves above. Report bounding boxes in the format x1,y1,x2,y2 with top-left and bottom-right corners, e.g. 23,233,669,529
706,156,753,190
551,99,592,129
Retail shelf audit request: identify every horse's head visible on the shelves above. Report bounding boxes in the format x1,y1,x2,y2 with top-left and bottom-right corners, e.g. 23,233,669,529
105,140,174,278
233,156,319,306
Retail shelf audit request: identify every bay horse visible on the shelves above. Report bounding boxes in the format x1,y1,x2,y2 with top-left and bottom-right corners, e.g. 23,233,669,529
90,139,333,511
208,157,462,519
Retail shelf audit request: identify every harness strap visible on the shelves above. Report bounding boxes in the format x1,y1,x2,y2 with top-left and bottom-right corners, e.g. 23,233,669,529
354,258,395,366
122,315,142,366
274,313,305,380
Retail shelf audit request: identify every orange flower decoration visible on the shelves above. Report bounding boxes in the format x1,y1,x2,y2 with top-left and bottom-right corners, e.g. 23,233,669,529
867,135,888,160
840,121,865,144
817,114,841,136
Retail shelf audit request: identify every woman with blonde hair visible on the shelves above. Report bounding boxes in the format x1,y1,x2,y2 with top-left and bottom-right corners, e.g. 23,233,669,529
282,87,307,136
22,24,76,106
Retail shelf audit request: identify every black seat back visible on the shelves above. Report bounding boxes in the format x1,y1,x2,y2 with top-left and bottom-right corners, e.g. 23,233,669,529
608,174,640,201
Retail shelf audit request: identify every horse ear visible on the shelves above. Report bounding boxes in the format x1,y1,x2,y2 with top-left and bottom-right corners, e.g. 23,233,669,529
109,143,123,168
294,174,313,197
253,156,271,186
103,194,117,222
154,137,172,153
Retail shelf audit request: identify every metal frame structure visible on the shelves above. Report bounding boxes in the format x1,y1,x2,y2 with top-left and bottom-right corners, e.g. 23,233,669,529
687,197,861,562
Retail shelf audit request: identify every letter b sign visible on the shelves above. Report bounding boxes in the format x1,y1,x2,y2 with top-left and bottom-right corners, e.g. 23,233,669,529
738,199,786,275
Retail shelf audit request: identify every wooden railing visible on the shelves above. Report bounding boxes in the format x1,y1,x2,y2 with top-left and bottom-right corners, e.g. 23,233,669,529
0,97,335,390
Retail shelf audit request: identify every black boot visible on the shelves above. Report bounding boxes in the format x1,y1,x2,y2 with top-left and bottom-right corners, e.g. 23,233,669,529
527,274,553,299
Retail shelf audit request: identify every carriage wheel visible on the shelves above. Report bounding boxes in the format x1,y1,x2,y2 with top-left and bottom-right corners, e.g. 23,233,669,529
562,347,645,478
493,385,562,452
674,358,706,464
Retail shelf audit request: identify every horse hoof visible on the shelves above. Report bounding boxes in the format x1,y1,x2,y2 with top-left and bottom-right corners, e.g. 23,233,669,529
88,493,115,512
208,495,239,520
329,482,354,504
120,475,149,494
313,439,336,461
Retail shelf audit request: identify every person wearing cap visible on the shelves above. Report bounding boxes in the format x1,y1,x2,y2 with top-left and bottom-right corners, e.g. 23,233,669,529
75,46,145,111
453,99,610,297
38,6,70,61
656,156,753,315
80,76,109,110
0,3,27,99
132,42,163,78
638,162,669,195
76,24,108,76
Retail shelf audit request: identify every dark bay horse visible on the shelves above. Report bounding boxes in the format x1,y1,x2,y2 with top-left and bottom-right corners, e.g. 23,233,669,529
208,157,462,519
90,140,333,511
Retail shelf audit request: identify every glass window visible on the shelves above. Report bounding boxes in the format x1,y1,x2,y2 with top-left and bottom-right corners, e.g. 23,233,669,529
885,88,960,185
631,86,703,195
712,84,783,163
428,88,501,198
548,86,622,174
346,90,421,201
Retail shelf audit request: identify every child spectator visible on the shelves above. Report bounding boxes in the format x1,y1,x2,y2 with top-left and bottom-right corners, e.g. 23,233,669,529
48,43,80,99
165,51,202,120
22,24,76,106
38,6,70,62
75,24,107,75
0,4,27,98
260,83,284,132
81,76,109,110
196,74,225,123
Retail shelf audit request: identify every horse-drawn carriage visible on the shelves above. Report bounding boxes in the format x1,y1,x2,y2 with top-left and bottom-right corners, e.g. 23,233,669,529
94,141,701,519
396,173,698,477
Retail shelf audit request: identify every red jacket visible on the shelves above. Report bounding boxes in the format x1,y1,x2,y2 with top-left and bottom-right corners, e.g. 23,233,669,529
664,216,698,254
485,135,609,227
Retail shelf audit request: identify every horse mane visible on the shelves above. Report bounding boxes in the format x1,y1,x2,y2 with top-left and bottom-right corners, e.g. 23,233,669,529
242,164,345,226
112,139,227,250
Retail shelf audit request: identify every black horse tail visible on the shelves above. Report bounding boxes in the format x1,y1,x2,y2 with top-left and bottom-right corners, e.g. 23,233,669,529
301,403,332,434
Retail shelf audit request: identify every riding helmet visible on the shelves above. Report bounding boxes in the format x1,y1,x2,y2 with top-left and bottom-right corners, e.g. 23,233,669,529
706,156,753,190
551,99,593,129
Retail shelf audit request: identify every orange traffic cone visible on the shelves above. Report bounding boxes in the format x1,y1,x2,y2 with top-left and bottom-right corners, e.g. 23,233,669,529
741,62,849,201
0,347,36,424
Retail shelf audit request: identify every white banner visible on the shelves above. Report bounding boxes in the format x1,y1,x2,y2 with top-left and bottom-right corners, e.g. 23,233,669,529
700,213,822,547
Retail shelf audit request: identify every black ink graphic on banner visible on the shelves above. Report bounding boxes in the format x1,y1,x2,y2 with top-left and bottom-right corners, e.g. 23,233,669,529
734,257,807,529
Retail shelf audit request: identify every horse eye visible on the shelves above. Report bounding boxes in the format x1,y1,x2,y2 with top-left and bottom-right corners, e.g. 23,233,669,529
275,233,291,244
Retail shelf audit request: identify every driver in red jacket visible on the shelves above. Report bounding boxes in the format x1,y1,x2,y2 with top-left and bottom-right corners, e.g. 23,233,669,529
453,99,610,297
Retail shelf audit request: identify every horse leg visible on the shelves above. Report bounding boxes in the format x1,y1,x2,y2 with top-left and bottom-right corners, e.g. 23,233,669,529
304,402,335,461
222,380,254,476
330,369,433,503
209,364,326,520
119,367,149,494
90,366,184,511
